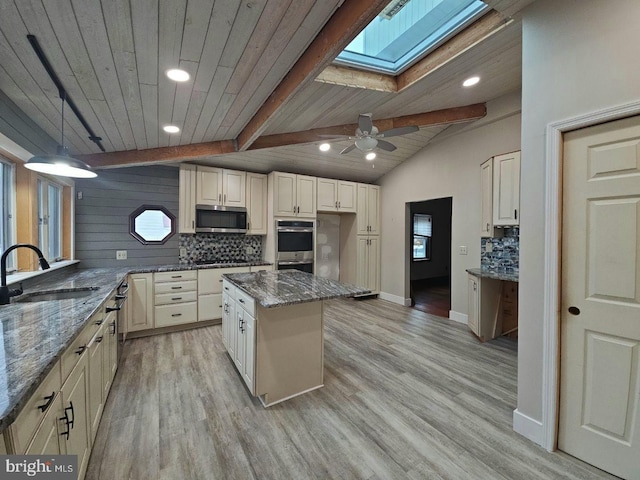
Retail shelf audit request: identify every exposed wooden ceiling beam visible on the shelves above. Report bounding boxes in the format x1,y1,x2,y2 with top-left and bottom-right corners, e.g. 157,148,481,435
235,0,390,152
397,10,511,92
77,140,236,169
314,65,397,92
248,103,487,150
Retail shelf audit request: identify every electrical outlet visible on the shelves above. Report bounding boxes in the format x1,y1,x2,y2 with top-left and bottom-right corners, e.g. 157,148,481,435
76,191,83,200
459,246,468,255
245,246,254,255
179,247,187,257
116,250,127,260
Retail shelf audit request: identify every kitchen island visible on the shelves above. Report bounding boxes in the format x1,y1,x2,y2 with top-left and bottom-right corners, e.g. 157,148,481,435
222,270,369,406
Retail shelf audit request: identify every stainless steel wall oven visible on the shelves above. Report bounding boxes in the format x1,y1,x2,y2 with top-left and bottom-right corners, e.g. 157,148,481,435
275,220,314,274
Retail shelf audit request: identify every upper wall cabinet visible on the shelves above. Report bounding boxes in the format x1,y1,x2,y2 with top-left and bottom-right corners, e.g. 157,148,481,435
480,158,493,237
196,166,246,208
246,173,267,235
492,151,521,227
317,178,357,213
270,172,316,218
357,184,380,235
179,164,196,234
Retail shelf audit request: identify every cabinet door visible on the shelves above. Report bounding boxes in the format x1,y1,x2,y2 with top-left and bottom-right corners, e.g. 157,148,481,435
198,293,223,321
492,151,521,226
127,274,153,332
367,236,380,294
87,327,105,444
60,353,90,480
246,173,267,234
106,311,118,390
356,184,369,234
367,185,380,235
273,172,297,216
25,396,64,455
296,174,316,217
234,308,245,373
467,275,480,336
480,158,493,237
222,293,231,350
356,236,369,289
196,166,223,205
227,300,236,359
179,164,196,233
222,169,246,207
317,178,338,211
337,181,357,212
243,312,255,394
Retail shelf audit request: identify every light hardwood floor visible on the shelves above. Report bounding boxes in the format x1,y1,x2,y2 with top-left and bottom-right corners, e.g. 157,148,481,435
86,298,614,480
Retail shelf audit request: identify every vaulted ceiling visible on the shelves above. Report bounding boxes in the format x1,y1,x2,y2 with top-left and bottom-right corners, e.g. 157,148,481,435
0,0,533,182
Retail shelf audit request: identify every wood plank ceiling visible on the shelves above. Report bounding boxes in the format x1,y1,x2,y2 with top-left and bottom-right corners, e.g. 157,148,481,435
0,0,527,182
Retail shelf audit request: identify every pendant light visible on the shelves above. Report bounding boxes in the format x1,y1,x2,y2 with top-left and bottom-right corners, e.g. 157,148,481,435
25,92,97,178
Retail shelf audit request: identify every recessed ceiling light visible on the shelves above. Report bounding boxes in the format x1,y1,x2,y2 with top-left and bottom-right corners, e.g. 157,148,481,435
365,152,376,161
463,76,480,87
319,143,331,152
166,69,190,82
163,125,180,133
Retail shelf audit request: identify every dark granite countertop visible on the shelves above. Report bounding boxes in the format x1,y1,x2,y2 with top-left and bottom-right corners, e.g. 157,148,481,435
466,268,519,282
223,270,371,308
0,261,272,431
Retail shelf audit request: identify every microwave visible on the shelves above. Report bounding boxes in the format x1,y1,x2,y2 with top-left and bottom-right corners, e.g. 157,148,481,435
195,205,247,233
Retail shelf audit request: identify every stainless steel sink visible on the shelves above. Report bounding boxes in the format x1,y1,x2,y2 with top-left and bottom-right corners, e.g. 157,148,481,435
16,286,99,302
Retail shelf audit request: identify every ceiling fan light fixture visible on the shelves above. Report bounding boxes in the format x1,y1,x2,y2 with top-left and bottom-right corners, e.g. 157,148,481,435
463,76,480,87
319,143,331,152
166,69,190,82
365,152,376,161
355,136,378,152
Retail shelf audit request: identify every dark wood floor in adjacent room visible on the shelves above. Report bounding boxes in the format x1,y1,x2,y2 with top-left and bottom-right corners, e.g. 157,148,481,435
86,298,613,480
411,276,451,318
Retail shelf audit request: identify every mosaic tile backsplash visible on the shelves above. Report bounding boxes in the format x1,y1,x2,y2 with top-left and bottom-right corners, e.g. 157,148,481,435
481,227,519,273
179,234,263,264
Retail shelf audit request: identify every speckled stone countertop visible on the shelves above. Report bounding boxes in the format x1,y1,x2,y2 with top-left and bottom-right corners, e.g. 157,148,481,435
223,270,371,308
466,268,519,282
0,261,272,431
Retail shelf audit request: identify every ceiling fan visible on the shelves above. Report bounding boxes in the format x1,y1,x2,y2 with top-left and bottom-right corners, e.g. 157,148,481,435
321,113,419,155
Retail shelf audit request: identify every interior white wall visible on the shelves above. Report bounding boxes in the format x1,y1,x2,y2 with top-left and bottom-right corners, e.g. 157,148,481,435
377,92,521,316
518,0,640,437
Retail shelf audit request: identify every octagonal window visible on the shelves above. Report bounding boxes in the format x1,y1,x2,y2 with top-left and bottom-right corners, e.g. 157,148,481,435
129,205,176,245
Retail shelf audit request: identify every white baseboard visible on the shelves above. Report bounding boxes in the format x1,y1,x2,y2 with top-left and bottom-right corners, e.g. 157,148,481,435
379,291,412,306
513,409,544,447
449,310,468,324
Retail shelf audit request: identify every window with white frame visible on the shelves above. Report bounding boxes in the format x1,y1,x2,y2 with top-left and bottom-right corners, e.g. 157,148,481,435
0,159,16,270
412,213,432,261
37,177,63,261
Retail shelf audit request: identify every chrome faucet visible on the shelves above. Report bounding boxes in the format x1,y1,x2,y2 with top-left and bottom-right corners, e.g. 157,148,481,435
1,244,50,305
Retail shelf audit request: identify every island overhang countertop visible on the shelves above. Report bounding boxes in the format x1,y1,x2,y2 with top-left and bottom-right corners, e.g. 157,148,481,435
222,270,370,308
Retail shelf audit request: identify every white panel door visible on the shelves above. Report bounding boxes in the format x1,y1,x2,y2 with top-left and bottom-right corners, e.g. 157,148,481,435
356,184,369,235
480,158,493,237
356,236,369,289
367,236,380,294
317,178,338,211
337,181,357,212
559,115,640,479
196,166,222,205
492,151,520,226
368,185,380,235
179,164,196,233
222,169,246,207
274,172,296,216
243,312,255,394
296,174,316,218
247,173,267,234
234,307,245,373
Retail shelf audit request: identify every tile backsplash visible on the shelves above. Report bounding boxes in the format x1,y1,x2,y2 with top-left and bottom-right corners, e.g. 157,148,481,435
179,234,263,264
481,227,519,273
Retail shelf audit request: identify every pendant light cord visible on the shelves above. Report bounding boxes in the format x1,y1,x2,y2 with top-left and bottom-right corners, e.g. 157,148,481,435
60,92,65,148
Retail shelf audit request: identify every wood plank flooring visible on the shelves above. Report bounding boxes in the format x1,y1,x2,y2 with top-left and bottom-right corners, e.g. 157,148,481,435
411,277,451,318
86,298,614,480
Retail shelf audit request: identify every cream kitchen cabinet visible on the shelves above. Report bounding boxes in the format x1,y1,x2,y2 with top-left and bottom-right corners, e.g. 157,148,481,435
317,178,357,213
87,320,107,444
127,273,154,332
154,270,198,328
198,266,250,322
356,236,380,294
179,164,196,233
246,172,268,235
24,395,64,455
468,274,480,336
480,158,493,237
196,166,246,207
467,272,503,342
105,310,118,395
356,184,380,235
270,172,316,217
223,280,256,393
222,286,236,354
492,151,521,226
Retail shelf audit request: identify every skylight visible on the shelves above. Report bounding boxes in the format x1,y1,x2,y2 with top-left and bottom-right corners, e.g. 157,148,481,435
335,0,489,75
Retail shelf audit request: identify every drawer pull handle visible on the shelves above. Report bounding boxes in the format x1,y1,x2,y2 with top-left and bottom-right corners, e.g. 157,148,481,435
110,322,116,335
38,392,55,412
171,275,182,279
95,336,103,343
238,298,245,304
75,345,86,355
171,286,182,290
219,279,223,282
224,287,229,291
105,305,121,312
115,294,127,300
95,320,103,326
60,401,75,440
171,313,182,317
172,297,183,301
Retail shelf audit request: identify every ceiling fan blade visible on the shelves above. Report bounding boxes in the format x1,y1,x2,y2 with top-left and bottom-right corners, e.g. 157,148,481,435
358,114,374,135
377,139,397,152
317,134,351,139
379,125,419,138
339,144,357,154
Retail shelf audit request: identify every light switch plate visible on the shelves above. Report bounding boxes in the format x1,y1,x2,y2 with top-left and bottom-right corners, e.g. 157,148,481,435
245,246,254,255
179,247,187,257
485,242,493,253
116,250,127,260
459,246,468,255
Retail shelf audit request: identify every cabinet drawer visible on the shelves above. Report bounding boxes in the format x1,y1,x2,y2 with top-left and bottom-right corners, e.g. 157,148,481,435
11,362,62,454
198,267,250,295
235,289,255,317
198,293,223,321
222,280,236,299
155,302,197,328
155,291,197,306
154,270,197,283
154,280,197,295
61,319,98,381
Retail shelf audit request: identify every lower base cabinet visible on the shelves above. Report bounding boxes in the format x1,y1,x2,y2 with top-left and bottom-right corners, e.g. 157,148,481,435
356,236,380,294
25,396,64,455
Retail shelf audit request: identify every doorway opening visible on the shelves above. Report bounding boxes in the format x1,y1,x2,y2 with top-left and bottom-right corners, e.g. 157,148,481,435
408,197,452,318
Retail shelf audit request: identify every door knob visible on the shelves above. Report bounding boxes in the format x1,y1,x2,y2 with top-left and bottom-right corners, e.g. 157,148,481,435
568,306,580,315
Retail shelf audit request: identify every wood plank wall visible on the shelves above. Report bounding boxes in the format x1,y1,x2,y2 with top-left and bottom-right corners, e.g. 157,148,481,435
74,166,179,268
